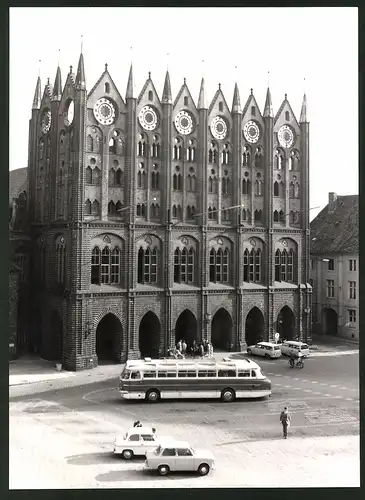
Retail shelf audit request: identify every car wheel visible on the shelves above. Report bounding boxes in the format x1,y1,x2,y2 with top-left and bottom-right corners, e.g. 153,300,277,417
221,388,235,403
265,353,270,359
121,449,133,460
247,349,252,355
146,389,160,403
198,463,210,476
158,464,170,476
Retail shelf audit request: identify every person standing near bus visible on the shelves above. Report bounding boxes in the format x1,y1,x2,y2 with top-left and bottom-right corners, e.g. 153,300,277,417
182,340,187,355
279,407,291,439
176,340,182,353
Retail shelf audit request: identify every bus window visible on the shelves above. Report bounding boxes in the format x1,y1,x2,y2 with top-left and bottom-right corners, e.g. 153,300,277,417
218,369,236,377
238,370,250,377
207,371,216,377
143,371,157,378
157,371,167,378
198,371,208,378
131,371,141,379
187,371,196,378
251,370,257,377
121,369,131,380
167,371,177,378
178,371,188,378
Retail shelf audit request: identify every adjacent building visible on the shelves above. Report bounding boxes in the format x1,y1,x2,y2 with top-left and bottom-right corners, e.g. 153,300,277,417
23,51,311,370
310,192,358,340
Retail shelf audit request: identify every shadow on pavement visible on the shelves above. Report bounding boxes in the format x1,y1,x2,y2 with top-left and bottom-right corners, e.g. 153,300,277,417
65,451,145,466
95,469,207,483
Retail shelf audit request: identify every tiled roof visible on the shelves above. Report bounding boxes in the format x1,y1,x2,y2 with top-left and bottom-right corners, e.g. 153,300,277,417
310,195,358,254
9,168,27,202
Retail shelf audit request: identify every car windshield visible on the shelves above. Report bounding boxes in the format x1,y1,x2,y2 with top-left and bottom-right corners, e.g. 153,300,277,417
274,346,281,350
301,344,309,349
121,369,131,380
154,445,162,455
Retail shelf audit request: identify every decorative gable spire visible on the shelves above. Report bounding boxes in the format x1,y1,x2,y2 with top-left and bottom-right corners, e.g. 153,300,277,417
197,78,207,109
299,93,308,123
263,87,273,118
126,63,135,99
32,76,42,110
232,83,241,113
76,52,86,90
52,66,62,101
162,70,172,104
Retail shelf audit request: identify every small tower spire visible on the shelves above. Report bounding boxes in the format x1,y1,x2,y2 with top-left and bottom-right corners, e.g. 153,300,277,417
162,70,172,104
263,86,273,118
126,63,135,99
52,65,62,101
299,93,308,123
197,77,207,109
232,83,241,114
32,75,42,110
76,52,86,89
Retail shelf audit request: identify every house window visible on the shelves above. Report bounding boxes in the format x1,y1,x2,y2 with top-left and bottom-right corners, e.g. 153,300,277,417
91,245,120,285
105,82,110,93
348,309,356,323
137,247,159,284
326,279,335,298
349,259,357,271
275,249,295,282
209,248,230,283
173,173,182,191
349,281,356,300
328,259,335,271
151,171,160,189
174,247,195,284
251,106,256,116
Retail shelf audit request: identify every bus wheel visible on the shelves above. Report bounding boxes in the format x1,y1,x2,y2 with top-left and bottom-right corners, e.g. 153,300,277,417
146,389,160,403
221,388,235,403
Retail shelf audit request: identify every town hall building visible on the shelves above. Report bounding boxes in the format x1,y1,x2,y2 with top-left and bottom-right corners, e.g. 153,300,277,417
23,51,311,370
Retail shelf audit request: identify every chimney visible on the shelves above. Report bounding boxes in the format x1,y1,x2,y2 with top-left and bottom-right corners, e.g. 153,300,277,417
328,192,337,214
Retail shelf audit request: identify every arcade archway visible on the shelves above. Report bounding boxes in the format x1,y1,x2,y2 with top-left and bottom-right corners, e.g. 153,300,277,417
245,307,264,346
276,306,295,340
139,312,161,359
211,308,232,350
324,308,338,336
175,310,198,347
96,313,122,362
50,311,63,361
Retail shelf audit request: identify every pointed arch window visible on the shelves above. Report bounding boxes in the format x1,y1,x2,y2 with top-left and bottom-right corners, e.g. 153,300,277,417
243,247,262,283
108,201,116,216
86,167,92,184
254,210,262,223
251,106,256,116
91,200,100,216
287,249,294,282
274,181,279,197
173,173,182,191
91,167,101,185
138,141,146,157
105,82,110,93
151,171,160,189
208,206,217,220
281,249,288,281
136,203,146,217
289,182,294,198
209,142,218,164
115,168,122,186
87,135,93,152
85,199,91,215
137,247,159,284
242,146,250,166
273,210,279,222
174,245,196,284
109,168,115,186
210,247,230,283
187,174,196,192
116,201,123,214
111,247,121,284
242,178,251,195
89,243,121,286
254,147,263,168
294,182,300,198
101,247,111,284
109,138,116,153
275,150,283,169
255,179,263,196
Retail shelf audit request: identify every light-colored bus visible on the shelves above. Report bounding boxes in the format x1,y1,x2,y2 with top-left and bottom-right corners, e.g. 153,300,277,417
119,357,271,403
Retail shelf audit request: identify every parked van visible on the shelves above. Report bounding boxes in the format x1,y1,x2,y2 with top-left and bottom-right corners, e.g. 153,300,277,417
280,341,310,358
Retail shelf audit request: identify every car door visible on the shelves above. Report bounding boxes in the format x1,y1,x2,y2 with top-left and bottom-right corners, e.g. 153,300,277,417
141,434,157,455
252,344,259,356
127,433,141,454
176,448,194,471
160,447,177,470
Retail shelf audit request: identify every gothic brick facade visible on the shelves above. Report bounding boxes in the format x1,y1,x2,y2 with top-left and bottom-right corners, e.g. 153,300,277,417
26,53,311,370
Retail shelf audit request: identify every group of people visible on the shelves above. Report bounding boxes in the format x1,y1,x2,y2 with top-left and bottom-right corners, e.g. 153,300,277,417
166,339,214,359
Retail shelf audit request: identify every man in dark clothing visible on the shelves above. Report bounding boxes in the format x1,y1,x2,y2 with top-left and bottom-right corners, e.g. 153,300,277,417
279,407,291,439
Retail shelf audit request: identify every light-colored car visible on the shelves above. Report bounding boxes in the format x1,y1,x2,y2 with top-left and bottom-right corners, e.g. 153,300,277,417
113,426,172,459
280,341,310,358
145,441,215,476
247,341,281,359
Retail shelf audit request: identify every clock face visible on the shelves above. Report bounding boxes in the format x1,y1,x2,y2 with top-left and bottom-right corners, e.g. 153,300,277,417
278,125,294,148
138,105,158,131
243,120,260,143
41,110,51,134
211,116,228,140
174,110,195,135
93,98,116,125
65,100,74,127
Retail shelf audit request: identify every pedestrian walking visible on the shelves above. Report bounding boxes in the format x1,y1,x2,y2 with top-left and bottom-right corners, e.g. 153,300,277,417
191,340,197,358
208,342,214,358
279,407,291,439
182,340,187,355
199,343,204,358
176,340,182,353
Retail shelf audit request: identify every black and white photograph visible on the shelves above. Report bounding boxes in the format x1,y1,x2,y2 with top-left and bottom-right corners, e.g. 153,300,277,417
9,6,359,489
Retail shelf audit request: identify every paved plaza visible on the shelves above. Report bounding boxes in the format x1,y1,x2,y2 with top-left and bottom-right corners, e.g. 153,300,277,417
9,340,360,488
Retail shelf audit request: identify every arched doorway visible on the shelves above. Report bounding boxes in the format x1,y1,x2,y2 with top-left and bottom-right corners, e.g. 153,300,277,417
139,312,161,359
323,308,338,335
245,307,264,346
211,308,232,350
175,310,198,347
50,311,63,361
96,313,122,362
277,306,295,340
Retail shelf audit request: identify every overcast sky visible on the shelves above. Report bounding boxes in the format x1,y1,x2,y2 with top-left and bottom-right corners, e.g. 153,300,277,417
9,7,358,220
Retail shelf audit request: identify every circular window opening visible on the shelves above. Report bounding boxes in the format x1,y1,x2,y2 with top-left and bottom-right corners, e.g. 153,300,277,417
90,158,96,165
244,171,249,177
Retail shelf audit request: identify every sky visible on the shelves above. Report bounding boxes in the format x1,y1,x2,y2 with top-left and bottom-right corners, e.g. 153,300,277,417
9,7,358,220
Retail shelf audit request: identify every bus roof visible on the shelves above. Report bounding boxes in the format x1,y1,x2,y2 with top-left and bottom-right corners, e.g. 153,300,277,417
124,357,260,371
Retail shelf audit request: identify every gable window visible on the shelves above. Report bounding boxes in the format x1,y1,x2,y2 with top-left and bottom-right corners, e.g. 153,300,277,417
105,82,110,93
251,106,256,116
184,96,188,106
285,111,289,121
148,90,153,101
219,101,223,112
